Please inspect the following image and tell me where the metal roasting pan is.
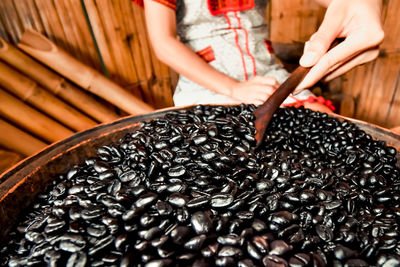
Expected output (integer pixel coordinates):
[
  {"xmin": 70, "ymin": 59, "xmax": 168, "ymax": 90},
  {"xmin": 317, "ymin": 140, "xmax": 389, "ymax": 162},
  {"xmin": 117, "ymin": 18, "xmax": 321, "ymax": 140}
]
[{"xmin": 0, "ymin": 106, "xmax": 399, "ymax": 245}]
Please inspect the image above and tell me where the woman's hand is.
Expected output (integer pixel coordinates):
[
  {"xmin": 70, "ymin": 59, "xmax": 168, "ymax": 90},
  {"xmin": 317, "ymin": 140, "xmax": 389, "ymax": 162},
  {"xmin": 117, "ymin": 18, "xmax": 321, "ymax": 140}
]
[
  {"xmin": 295, "ymin": 0, "xmax": 384, "ymax": 93},
  {"xmin": 230, "ymin": 76, "xmax": 279, "ymax": 105}
]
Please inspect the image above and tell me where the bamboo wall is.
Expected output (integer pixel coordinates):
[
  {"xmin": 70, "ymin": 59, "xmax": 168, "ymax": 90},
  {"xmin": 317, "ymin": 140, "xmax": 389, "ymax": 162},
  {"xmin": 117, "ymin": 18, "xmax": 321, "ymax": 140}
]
[
  {"xmin": 0, "ymin": 0, "xmax": 175, "ymax": 109},
  {"xmin": 0, "ymin": 0, "xmax": 399, "ymax": 164}
]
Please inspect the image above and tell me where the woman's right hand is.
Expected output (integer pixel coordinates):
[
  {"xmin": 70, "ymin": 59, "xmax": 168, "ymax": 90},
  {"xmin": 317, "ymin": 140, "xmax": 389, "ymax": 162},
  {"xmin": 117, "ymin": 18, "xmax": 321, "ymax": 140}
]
[{"xmin": 230, "ymin": 76, "xmax": 280, "ymax": 105}]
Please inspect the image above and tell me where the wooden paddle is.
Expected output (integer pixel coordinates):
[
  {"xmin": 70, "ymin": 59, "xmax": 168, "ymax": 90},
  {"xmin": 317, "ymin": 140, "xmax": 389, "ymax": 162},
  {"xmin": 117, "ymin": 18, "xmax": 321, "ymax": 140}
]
[{"xmin": 254, "ymin": 39, "xmax": 341, "ymax": 147}]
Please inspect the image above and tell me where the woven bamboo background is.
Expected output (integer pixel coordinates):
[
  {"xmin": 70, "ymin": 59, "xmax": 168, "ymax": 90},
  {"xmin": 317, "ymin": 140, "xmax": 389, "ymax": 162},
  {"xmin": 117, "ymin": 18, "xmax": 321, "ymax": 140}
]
[
  {"xmin": 0, "ymin": 0, "xmax": 399, "ymax": 164},
  {"xmin": 0, "ymin": 0, "xmax": 175, "ymax": 110}
]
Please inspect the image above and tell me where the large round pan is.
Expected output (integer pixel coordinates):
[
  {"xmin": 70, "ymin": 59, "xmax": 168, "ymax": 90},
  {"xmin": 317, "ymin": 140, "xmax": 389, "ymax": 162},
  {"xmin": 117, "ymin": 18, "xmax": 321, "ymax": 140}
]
[{"xmin": 1, "ymin": 106, "xmax": 399, "ymax": 244}]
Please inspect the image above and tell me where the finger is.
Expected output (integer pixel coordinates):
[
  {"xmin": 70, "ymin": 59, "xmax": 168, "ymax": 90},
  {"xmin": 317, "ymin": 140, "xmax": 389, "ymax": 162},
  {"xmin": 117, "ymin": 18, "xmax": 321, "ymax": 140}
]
[
  {"xmin": 296, "ymin": 36, "xmax": 363, "ymax": 91},
  {"xmin": 251, "ymin": 76, "xmax": 280, "ymax": 87},
  {"xmin": 299, "ymin": 12, "xmax": 343, "ymax": 67},
  {"xmin": 249, "ymin": 90, "xmax": 273, "ymax": 103},
  {"xmin": 294, "ymin": 46, "xmax": 379, "ymax": 94},
  {"xmin": 324, "ymin": 47, "xmax": 379, "ymax": 81}
]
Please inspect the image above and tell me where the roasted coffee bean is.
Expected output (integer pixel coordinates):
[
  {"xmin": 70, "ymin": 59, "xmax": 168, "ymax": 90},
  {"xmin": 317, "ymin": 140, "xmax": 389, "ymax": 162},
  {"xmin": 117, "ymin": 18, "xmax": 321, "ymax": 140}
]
[
  {"xmin": 184, "ymin": 234, "xmax": 207, "ymax": 250},
  {"xmin": 168, "ymin": 165, "xmax": 186, "ymax": 177},
  {"xmin": 334, "ymin": 245, "xmax": 358, "ymax": 261},
  {"xmin": 201, "ymin": 242, "xmax": 219, "ymax": 258},
  {"xmin": 238, "ymin": 258, "xmax": 256, "ymax": 267},
  {"xmin": 144, "ymin": 259, "xmax": 172, "ymax": 267},
  {"xmin": 170, "ymin": 226, "xmax": 191, "ymax": 245},
  {"xmin": 217, "ymin": 234, "xmax": 243, "ymax": 246},
  {"xmin": 247, "ymin": 241, "xmax": 263, "ymax": 260},
  {"xmin": 191, "ymin": 211, "xmax": 212, "ymax": 235},
  {"xmin": 218, "ymin": 246, "xmax": 244, "ymax": 258},
  {"xmin": 288, "ymin": 253, "xmax": 310, "ymax": 267},
  {"xmin": 269, "ymin": 240, "xmax": 292, "ymax": 256},
  {"xmin": 135, "ymin": 192, "xmax": 158, "ymax": 208},
  {"xmin": 262, "ymin": 255, "xmax": 288, "ymax": 267},
  {"xmin": 211, "ymin": 193, "xmax": 234, "ymax": 208},
  {"xmin": 168, "ymin": 193, "xmax": 188, "ymax": 207},
  {"xmin": 3, "ymin": 105, "xmax": 400, "ymax": 266},
  {"xmin": 187, "ymin": 195, "xmax": 210, "ymax": 208}
]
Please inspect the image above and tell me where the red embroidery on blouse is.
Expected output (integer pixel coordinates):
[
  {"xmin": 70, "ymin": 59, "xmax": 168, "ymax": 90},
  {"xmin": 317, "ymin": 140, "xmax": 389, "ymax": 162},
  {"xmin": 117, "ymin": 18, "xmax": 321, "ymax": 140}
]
[
  {"xmin": 264, "ymin": 39, "xmax": 274, "ymax": 54},
  {"xmin": 196, "ymin": 46, "xmax": 216, "ymax": 63},
  {"xmin": 224, "ymin": 13, "xmax": 248, "ymax": 81},
  {"xmin": 208, "ymin": 0, "xmax": 254, "ymax": 16},
  {"xmin": 132, "ymin": 0, "xmax": 176, "ymax": 10},
  {"xmin": 234, "ymin": 12, "xmax": 256, "ymax": 76}
]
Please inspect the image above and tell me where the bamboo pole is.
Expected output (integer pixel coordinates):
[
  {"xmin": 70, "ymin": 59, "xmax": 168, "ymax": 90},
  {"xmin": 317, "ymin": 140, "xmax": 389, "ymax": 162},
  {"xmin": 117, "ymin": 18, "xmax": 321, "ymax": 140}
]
[
  {"xmin": 0, "ymin": 119, "xmax": 47, "ymax": 156},
  {"xmin": 0, "ymin": 61, "xmax": 97, "ymax": 132},
  {"xmin": 0, "ymin": 149, "xmax": 23, "ymax": 174},
  {"xmin": 0, "ymin": 89, "xmax": 73, "ymax": 143},
  {"xmin": 0, "ymin": 38, "xmax": 119, "ymax": 123},
  {"xmin": 18, "ymin": 29, "xmax": 154, "ymax": 115}
]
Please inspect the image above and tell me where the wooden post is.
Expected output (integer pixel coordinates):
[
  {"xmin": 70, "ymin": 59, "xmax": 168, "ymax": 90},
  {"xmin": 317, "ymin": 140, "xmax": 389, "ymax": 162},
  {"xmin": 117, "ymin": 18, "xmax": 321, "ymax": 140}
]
[
  {"xmin": 0, "ymin": 89, "xmax": 73, "ymax": 143},
  {"xmin": 18, "ymin": 29, "xmax": 154, "ymax": 115},
  {"xmin": 0, "ymin": 61, "xmax": 97, "ymax": 132},
  {"xmin": 0, "ymin": 119, "xmax": 47, "ymax": 156},
  {"xmin": 0, "ymin": 38, "xmax": 119, "ymax": 123}
]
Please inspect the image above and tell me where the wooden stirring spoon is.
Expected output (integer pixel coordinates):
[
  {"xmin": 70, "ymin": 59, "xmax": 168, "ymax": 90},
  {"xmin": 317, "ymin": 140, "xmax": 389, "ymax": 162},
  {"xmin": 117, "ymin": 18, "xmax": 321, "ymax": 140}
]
[{"xmin": 253, "ymin": 39, "xmax": 341, "ymax": 147}]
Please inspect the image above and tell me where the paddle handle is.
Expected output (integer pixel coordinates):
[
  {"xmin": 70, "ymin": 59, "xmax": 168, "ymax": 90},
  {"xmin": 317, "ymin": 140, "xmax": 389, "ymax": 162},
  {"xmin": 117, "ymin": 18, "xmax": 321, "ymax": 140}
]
[{"xmin": 253, "ymin": 66, "xmax": 310, "ymax": 118}]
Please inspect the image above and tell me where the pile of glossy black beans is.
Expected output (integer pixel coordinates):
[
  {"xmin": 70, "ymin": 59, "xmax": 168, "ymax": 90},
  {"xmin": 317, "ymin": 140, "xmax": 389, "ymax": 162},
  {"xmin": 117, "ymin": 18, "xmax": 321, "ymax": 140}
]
[{"xmin": 1, "ymin": 105, "xmax": 400, "ymax": 267}]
